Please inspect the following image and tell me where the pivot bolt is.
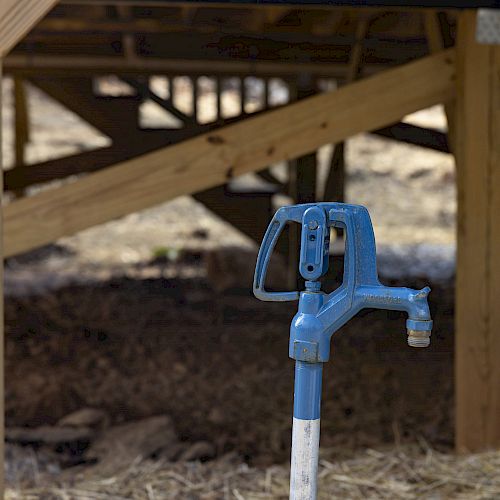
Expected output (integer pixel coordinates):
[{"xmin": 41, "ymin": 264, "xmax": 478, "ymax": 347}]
[{"xmin": 307, "ymin": 220, "xmax": 319, "ymax": 230}]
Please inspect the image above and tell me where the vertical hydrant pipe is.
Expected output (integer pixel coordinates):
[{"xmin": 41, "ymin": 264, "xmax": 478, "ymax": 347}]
[{"xmin": 290, "ymin": 361, "xmax": 323, "ymax": 500}]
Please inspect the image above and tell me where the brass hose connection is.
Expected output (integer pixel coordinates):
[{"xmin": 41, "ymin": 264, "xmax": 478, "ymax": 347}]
[{"xmin": 407, "ymin": 329, "xmax": 431, "ymax": 348}]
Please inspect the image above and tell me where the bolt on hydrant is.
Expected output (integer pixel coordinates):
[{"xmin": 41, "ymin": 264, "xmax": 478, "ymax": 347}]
[{"xmin": 253, "ymin": 203, "xmax": 432, "ymax": 500}]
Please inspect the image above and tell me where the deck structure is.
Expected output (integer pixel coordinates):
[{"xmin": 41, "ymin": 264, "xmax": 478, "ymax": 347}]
[{"xmin": 1, "ymin": 0, "xmax": 499, "ymax": 491}]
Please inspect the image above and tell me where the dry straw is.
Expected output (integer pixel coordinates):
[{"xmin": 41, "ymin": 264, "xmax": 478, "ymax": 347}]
[{"xmin": 6, "ymin": 443, "xmax": 500, "ymax": 500}]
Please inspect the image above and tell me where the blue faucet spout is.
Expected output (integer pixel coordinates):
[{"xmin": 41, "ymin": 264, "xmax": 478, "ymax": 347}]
[
  {"xmin": 355, "ymin": 284, "xmax": 433, "ymax": 347},
  {"xmin": 356, "ymin": 285, "xmax": 432, "ymax": 322}
]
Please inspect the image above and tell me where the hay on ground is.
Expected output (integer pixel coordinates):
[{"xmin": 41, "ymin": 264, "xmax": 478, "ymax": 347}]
[{"xmin": 6, "ymin": 444, "xmax": 500, "ymax": 500}]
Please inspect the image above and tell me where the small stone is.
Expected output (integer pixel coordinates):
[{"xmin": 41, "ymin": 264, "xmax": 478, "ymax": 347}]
[
  {"xmin": 57, "ymin": 408, "xmax": 109, "ymax": 429},
  {"xmin": 86, "ymin": 415, "xmax": 178, "ymax": 473}
]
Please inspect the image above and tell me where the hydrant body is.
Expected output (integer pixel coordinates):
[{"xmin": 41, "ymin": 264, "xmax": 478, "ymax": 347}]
[{"xmin": 253, "ymin": 202, "xmax": 433, "ymax": 500}]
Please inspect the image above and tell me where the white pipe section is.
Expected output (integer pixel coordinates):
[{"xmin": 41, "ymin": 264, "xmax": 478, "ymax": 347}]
[{"xmin": 290, "ymin": 417, "xmax": 320, "ymax": 500}]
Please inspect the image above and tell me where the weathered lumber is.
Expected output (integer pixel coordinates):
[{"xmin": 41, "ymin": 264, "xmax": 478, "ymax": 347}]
[
  {"xmin": 425, "ymin": 10, "xmax": 455, "ymax": 151},
  {"xmin": 455, "ymin": 12, "xmax": 500, "ymax": 453},
  {"xmin": 323, "ymin": 142, "xmax": 345, "ymax": 202},
  {"xmin": 4, "ymin": 49, "xmax": 456, "ymax": 257},
  {"xmin": 372, "ymin": 122, "xmax": 449, "ymax": 153},
  {"xmin": 4, "ymin": 108, "xmax": 269, "ymax": 191},
  {"xmin": 122, "ymin": 77, "xmax": 196, "ymax": 125},
  {"xmin": 0, "ymin": 61, "xmax": 5, "ymax": 495},
  {"xmin": 5, "ymin": 147, "xmax": 132, "ymax": 191},
  {"xmin": 29, "ymin": 77, "xmax": 141, "ymax": 141},
  {"xmin": 287, "ymin": 80, "xmax": 319, "ymax": 287},
  {"xmin": 5, "ymin": 53, "xmax": 381, "ymax": 79},
  {"xmin": 0, "ymin": 0, "xmax": 59, "ymax": 57},
  {"xmin": 194, "ymin": 186, "xmax": 275, "ymax": 244},
  {"xmin": 14, "ymin": 77, "xmax": 29, "ymax": 169},
  {"xmin": 324, "ymin": 15, "xmax": 371, "ymax": 202}
]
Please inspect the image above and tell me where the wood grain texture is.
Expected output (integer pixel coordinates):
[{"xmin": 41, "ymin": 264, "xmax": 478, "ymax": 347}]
[
  {"xmin": 455, "ymin": 11, "xmax": 500, "ymax": 452},
  {"xmin": 425, "ymin": 10, "xmax": 455, "ymax": 151},
  {"xmin": 4, "ymin": 49, "xmax": 456, "ymax": 257},
  {"xmin": 0, "ymin": 61, "xmax": 5, "ymax": 495},
  {"xmin": 0, "ymin": 0, "xmax": 59, "ymax": 57},
  {"xmin": 324, "ymin": 14, "xmax": 370, "ymax": 202}
]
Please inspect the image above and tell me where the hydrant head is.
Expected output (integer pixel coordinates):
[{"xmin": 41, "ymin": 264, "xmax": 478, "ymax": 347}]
[{"xmin": 253, "ymin": 202, "xmax": 433, "ymax": 360}]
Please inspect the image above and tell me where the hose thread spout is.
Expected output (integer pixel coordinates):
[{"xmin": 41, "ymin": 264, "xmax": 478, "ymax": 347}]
[{"xmin": 407, "ymin": 329, "xmax": 431, "ymax": 348}]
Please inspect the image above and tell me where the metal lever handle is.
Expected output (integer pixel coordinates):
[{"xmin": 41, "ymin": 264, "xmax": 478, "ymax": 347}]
[
  {"xmin": 253, "ymin": 207, "xmax": 300, "ymax": 302},
  {"xmin": 253, "ymin": 204, "xmax": 332, "ymax": 301}
]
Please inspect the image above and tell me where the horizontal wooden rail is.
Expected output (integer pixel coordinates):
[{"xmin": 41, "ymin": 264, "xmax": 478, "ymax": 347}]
[
  {"xmin": 4, "ymin": 53, "xmax": 380, "ymax": 78},
  {"xmin": 4, "ymin": 49, "xmax": 456, "ymax": 257}
]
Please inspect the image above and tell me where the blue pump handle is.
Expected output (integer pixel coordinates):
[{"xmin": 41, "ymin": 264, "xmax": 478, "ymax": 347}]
[
  {"xmin": 254, "ymin": 202, "xmax": 371, "ymax": 301},
  {"xmin": 253, "ymin": 205, "xmax": 304, "ymax": 301},
  {"xmin": 254, "ymin": 202, "xmax": 388, "ymax": 300}
]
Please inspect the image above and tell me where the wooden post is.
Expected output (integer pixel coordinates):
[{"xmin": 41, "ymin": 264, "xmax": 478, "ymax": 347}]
[
  {"xmin": 324, "ymin": 15, "xmax": 370, "ymax": 202},
  {"xmin": 264, "ymin": 78, "xmax": 270, "ymax": 109},
  {"xmin": 323, "ymin": 141, "xmax": 345, "ymax": 202},
  {"xmin": 0, "ymin": 61, "xmax": 5, "ymax": 495},
  {"xmin": 14, "ymin": 77, "xmax": 28, "ymax": 168},
  {"xmin": 216, "ymin": 76, "xmax": 222, "ymax": 121},
  {"xmin": 240, "ymin": 77, "xmax": 246, "ymax": 115},
  {"xmin": 192, "ymin": 77, "xmax": 198, "ymax": 122},
  {"xmin": 455, "ymin": 11, "xmax": 500, "ymax": 452},
  {"xmin": 424, "ymin": 10, "xmax": 455, "ymax": 152},
  {"xmin": 13, "ymin": 77, "xmax": 29, "ymax": 197},
  {"xmin": 289, "ymin": 76, "xmax": 318, "ymax": 204},
  {"xmin": 287, "ymin": 77, "xmax": 318, "ymax": 288}
]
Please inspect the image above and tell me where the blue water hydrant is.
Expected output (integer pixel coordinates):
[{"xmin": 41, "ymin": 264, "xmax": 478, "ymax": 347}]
[{"xmin": 253, "ymin": 203, "xmax": 432, "ymax": 500}]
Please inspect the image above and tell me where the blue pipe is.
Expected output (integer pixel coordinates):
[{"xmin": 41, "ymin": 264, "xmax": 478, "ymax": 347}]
[{"xmin": 293, "ymin": 361, "xmax": 323, "ymax": 420}]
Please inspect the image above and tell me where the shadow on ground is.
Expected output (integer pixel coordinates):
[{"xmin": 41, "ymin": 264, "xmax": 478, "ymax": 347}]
[{"xmin": 5, "ymin": 270, "xmax": 454, "ymax": 466}]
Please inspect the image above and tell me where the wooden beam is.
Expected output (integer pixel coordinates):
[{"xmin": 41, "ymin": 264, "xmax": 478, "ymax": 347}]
[
  {"xmin": 122, "ymin": 77, "xmax": 195, "ymax": 125},
  {"xmin": 5, "ymin": 147, "xmax": 131, "ymax": 191},
  {"xmin": 324, "ymin": 14, "xmax": 371, "ymax": 202},
  {"xmin": 32, "ymin": 14, "xmax": 418, "ymax": 36},
  {"xmin": 4, "ymin": 105, "xmax": 275, "ymax": 192},
  {"xmin": 346, "ymin": 15, "xmax": 371, "ymax": 81},
  {"xmin": 0, "ymin": 0, "xmax": 59, "ymax": 57},
  {"xmin": 0, "ymin": 60, "xmax": 5, "ymax": 494},
  {"xmin": 371, "ymin": 122, "xmax": 449, "ymax": 153},
  {"xmin": 194, "ymin": 186, "xmax": 274, "ymax": 245},
  {"xmin": 263, "ymin": 7, "xmax": 287, "ymax": 25},
  {"xmin": 455, "ymin": 11, "xmax": 500, "ymax": 453},
  {"xmin": 4, "ymin": 49, "xmax": 456, "ymax": 257},
  {"xmin": 29, "ymin": 76, "xmax": 141, "ymax": 141},
  {"xmin": 287, "ymin": 79, "xmax": 319, "ymax": 288},
  {"xmin": 323, "ymin": 141, "xmax": 345, "ymax": 202},
  {"xmin": 5, "ymin": 53, "xmax": 382, "ymax": 79},
  {"xmin": 14, "ymin": 77, "xmax": 29, "ymax": 168},
  {"xmin": 424, "ymin": 10, "xmax": 446, "ymax": 52},
  {"xmin": 425, "ymin": 10, "xmax": 455, "ymax": 151},
  {"xmin": 215, "ymin": 77, "xmax": 222, "ymax": 120}
]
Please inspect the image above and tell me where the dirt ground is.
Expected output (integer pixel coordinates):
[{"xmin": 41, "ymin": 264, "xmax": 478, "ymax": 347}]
[
  {"xmin": 5, "ymin": 263, "xmax": 454, "ymax": 458},
  {"xmin": 2, "ymin": 77, "xmax": 462, "ymax": 496}
]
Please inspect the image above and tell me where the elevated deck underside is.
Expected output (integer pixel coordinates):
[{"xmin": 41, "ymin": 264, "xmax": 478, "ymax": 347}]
[
  {"xmin": 6, "ymin": 3, "xmax": 456, "ymax": 77},
  {"xmin": 0, "ymin": 0, "xmax": 499, "ymax": 458},
  {"xmin": 3, "ymin": 3, "xmax": 457, "ymax": 257}
]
